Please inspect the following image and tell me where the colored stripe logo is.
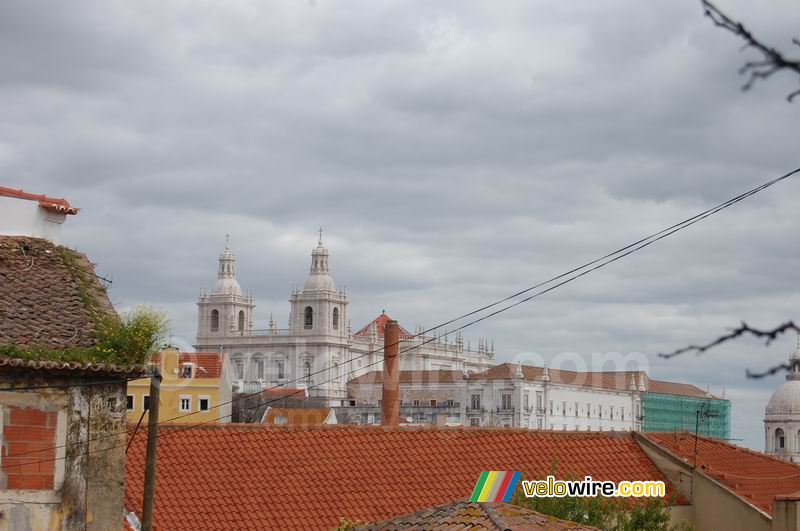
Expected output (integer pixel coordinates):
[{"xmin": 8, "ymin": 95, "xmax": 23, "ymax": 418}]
[{"xmin": 469, "ymin": 471, "xmax": 521, "ymax": 502}]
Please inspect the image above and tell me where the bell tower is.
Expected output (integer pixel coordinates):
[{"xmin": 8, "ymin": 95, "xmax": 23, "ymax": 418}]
[
  {"xmin": 196, "ymin": 236, "xmax": 255, "ymax": 343},
  {"xmin": 290, "ymin": 230, "xmax": 348, "ymax": 337}
]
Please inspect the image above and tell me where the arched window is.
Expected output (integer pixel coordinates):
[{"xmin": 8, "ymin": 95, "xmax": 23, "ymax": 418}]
[
  {"xmin": 304, "ymin": 306, "xmax": 313, "ymax": 329},
  {"xmin": 210, "ymin": 309, "xmax": 219, "ymax": 332},
  {"xmin": 332, "ymin": 308, "xmax": 339, "ymax": 330},
  {"xmin": 238, "ymin": 310, "xmax": 245, "ymax": 332},
  {"xmin": 776, "ymin": 428, "xmax": 786, "ymax": 451},
  {"xmin": 254, "ymin": 355, "xmax": 265, "ymax": 380}
]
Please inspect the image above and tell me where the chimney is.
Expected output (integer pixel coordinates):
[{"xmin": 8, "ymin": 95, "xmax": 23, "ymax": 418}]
[{"xmin": 381, "ymin": 319, "xmax": 400, "ymax": 427}]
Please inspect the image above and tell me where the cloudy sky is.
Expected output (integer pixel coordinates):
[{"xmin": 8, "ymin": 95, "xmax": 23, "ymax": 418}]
[{"xmin": 2, "ymin": 0, "xmax": 799, "ymax": 449}]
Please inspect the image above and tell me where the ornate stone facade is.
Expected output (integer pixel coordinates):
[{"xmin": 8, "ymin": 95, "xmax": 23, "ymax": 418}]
[{"xmin": 195, "ymin": 235, "xmax": 495, "ymax": 405}]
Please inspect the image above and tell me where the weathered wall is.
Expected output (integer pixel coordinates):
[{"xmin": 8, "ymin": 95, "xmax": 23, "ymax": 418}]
[{"xmin": 0, "ymin": 369, "xmax": 128, "ymax": 530}]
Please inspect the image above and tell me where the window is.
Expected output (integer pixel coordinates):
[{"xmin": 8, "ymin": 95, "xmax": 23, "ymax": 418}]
[
  {"xmin": 446, "ymin": 399, "xmax": 454, "ymax": 407},
  {"xmin": 536, "ymin": 392, "xmax": 543, "ymax": 411},
  {"xmin": 234, "ymin": 357, "xmax": 244, "ymax": 380},
  {"xmin": 198, "ymin": 396, "xmax": 210, "ymax": 412},
  {"xmin": 238, "ymin": 310, "xmax": 245, "ymax": 332},
  {"xmin": 179, "ymin": 395, "xmax": 191, "ymax": 413},
  {"xmin": 524, "ymin": 393, "xmax": 530, "ymax": 410},
  {"xmin": 430, "ymin": 400, "xmax": 437, "ymax": 407},
  {"xmin": 562, "ymin": 401, "xmax": 566, "ymax": 416},
  {"xmin": 470, "ymin": 418, "xmax": 481, "ymax": 427},
  {"xmin": 610, "ymin": 406, "xmax": 614, "ymax": 419},
  {"xmin": 413, "ymin": 400, "xmax": 420, "ymax": 406},
  {"xmin": 587, "ymin": 403, "xmax": 591, "ymax": 418},
  {"xmin": 471, "ymin": 394, "xmax": 481, "ymax": 410},
  {"xmin": 636, "ymin": 403, "xmax": 641, "ymax": 418},
  {"xmin": 776, "ymin": 428, "xmax": 786, "ymax": 451},
  {"xmin": 621, "ymin": 407, "xmax": 625, "ymax": 420},
  {"xmin": 256, "ymin": 358, "xmax": 265, "ymax": 380},
  {"xmin": 599, "ymin": 407, "xmax": 603, "ymax": 419},
  {"xmin": 304, "ymin": 306, "xmax": 313, "ymax": 329},
  {"xmin": 180, "ymin": 364, "xmax": 192, "ymax": 378},
  {"xmin": 126, "ymin": 395, "xmax": 134, "ymax": 411},
  {"xmin": 536, "ymin": 419, "xmax": 543, "ymax": 429},
  {"xmin": 276, "ymin": 359, "xmax": 285, "ymax": 380},
  {"xmin": 210, "ymin": 309, "xmax": 219, "ymax": 332},
  {"xmin": 333, "ymin": 308, "xmax": 339, "ymax": 330},
  {"xmin": 501, "ymin": 394, "xmax": 512, "ymax": 410},
  {"xmin": 143, "ymin": 395, "xmax": 150, "ymax": 411},
  {"xmin": 575, "ymin": 402, "xmax": 579, "ymax": 417},
  {"xmin": 275, "ymin": 414, "xmax": 287, "ymax": 426}
]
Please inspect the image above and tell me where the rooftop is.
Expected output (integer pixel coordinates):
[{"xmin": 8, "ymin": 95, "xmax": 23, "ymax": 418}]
[
  {"xmin": 361, "ymin": 500, "xmax": 600, "ymax": 530},
  {"xmin": 644, "ymin": 432, "xmax": 800, "ymax": 515},
  {"xmin": 354, "ymin": 312, "xmax": 412, "ymax": 338},
  {"xmin": 150, "ymin": 351, "xmax": 223, "ymax": 379},
  {"xmin": 0, "ymin": 236, "xmax": 146, "ymax": 373},
  {"xmin": 261, "ymin": 407, "xmax": 336, "ymax": 426},
  {"xmin": 0, "ymin": 186, "xmax": 79, "ymax": 215},
  {"xmin": 124, "ymin": 425, "xmax": 679, "ymax": 530}
]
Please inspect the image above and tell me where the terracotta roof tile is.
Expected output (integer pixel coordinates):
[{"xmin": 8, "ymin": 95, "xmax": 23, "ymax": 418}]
[
  {"xmin": 645, "ymin": 432, "xmax": 800, "ymax": 515},
  {"xmin": 0, "ymin": 236, "xmax": 145, "ymax": 375},
  {"xmin": 362, "ymin": 501, "xmax": 600, "ymax": 530},
  {"xmin": 151, "ymin": 351, "xmax": 223, "ymax": 378},
  {"xmin": 0, "ymin": 186, "xmax": 79, "ymax": 214},
  {"xmin": 125, "ymin": 426, "xmax": 681, "ymax": 530},
  {"xmin": 355, "ymin": 313, "xmax": 412, "ymax": 337}
]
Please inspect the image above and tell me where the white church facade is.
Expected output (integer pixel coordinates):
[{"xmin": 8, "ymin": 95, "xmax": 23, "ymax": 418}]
[
  {"xmin": 195, "ymin": 235, "xmax": 496, "ymax": 405},
  {"xmin": 764, "ymin": 341, "xmax": 800, "ymax": 462}
]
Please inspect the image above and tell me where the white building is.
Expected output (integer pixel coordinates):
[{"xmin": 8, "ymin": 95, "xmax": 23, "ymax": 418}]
[
  {"xmin": 764, "ymin": 342, "xmax": 800, "ymax": 462},
  {"xmin": 347, "ymin": 363, "xmax": 675, "ymax": 432},
  {"xmin": 195, "ymin": 235, "xmax": 495, "ymax": 405}
]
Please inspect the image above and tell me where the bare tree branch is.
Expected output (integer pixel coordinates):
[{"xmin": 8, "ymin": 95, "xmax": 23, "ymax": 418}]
[
  {"xmin": 702, "ymin": 0, "xmax": 800, "ymax": 101},
  {"xmin": 659, "ymin": 321, "xmax": 800, "ymax": 379}
]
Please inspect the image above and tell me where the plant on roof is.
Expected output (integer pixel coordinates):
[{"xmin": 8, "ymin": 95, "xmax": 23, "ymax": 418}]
[{"xmin": 0, "ymin": 306, "xmax": 168, "ymax": 366}]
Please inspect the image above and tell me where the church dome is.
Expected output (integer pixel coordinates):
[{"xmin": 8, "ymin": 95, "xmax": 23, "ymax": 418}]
[
  {"xmin": 303, "ymin": 273, "xmax": 335, "ymax": 292},
  {"xmin": 212, "ymin": 277, "xmax": 242, "ymax": 296},
  {"xmin": 766, "ymin": 380, "xmax": 800, "ymax": 416}
]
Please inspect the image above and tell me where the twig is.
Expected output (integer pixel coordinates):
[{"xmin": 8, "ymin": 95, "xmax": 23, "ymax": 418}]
[
  {"xmin": 660, "ymin": 321, "xmax": 800, "ymax": 378},
  {"xmin": 702, "ymin": 0, "xmax": 800, "ymax": 101}
]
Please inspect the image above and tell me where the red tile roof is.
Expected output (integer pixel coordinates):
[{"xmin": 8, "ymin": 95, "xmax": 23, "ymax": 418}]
[
  {"xmin": 471, "ymin": 363, "xmax": 714, "ymax": 399},
  {"xmin": 0, "ymin": 186, "xmax": 79, "ymax": 214},
  {"xmin": 125, "ymin": 426, "xmax": 680, "ymax": 530},
  {"xmin": 363, "ymin": 501, "xmax": 600, "ymax": 530},
  {"xmin": 0, "ymin": 236, "xmax": 145, "ymax": 376},
  {"xmin": 150, "ymin": 351, "xmax": 223, "ymax": 378},
  {"xmin": 354, "ymin": 313, "xmax": 412, "ymax": 337},
  {"xmin": 261, "ymin": 407, "xmax": 335, "ymax": 427},
  {"xmin": 644, "ymin": 432, "xmax": 800, "ymax": 515}
]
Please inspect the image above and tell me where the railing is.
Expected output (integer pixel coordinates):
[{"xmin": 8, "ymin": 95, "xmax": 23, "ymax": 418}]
[
  {"xmin": 240, "ymin": 328, "xmax": 291, "ymax": 336},
  {"xmin": 496, "ymin": 407, "xmax": 515, "ymax": 415},
  {"xmin": 466, "ymin": 407, "xmax": 485, "ymax": 415},
  {"xmin": 536, "ymin": 408, "xmax": 546, "ymax": 415}
]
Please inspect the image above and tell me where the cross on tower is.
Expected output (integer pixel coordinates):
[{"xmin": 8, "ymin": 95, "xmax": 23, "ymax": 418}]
[{"xmin": 225, "ymin": 233, "xmax": 230, "ymax": 247}]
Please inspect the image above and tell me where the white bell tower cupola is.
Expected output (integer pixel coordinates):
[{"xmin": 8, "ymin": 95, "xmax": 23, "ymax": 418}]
[
  {"xmin": 290, "ymin": 229, "xmax": 348, "ymax": 337},
  {"xmin": 196, "ymin": 236, "xmax": 255, "ymax": 343}
]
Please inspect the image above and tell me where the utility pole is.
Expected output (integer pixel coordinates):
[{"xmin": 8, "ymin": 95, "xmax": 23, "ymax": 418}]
[{"xmin": 141, "ymin": 366, "xmax": 161, "ymax": 531}]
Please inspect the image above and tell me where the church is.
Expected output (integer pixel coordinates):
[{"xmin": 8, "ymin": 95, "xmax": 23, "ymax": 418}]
[{"xmin": 194, "ymin": 234, "xmax": 496, "ymax": 405}]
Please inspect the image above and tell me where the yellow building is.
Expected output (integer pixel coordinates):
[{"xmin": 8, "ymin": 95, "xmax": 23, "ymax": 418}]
[{"xmin": 127, "ymin": 348, "xmax": 232, "ymax": 424}]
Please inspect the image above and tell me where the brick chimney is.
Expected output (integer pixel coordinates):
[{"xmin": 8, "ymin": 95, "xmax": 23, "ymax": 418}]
[{"xmin": 381, "ymin": 319, "xmax": 400, "ymax": 427}]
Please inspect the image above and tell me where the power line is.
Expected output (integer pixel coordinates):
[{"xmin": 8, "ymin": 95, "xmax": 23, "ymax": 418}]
[{"xmin": 4, "ymin": 166, "xmax": 798, "ymax": 466}]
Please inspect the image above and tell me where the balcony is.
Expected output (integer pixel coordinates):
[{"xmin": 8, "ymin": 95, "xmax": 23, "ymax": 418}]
[
  {"xmin": 466, "ymin": 407, "xmax": 485, "ymax": 415},
  {"xmin": 536, "ymin": 408, "xmax": 546, "ymax": 415},
  {"xmin": 239, "ymin": 328, "xmax": 290, "ymax": 336},
  {"xmin": 496, "ymin": 407, "xmax": 515, "ymax": 416}
]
